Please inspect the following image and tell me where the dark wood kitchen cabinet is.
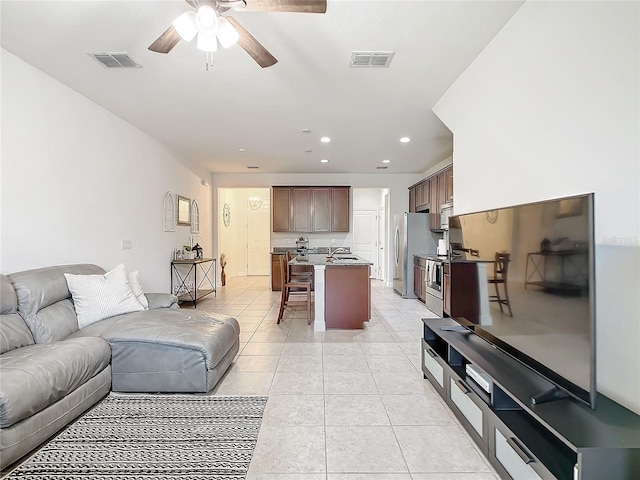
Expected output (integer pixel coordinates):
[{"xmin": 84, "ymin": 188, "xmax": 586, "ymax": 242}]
[
  {"xmin": 407, "ymin": 164, "xmax": 453, "ymax": 217},
  {"xmin": 272, "ymin": 188, "xmax": 291, "ymax": 232},
  {"xmin": 272, "ymin": 186, "xmax": 350, "ymax": 233},
  {"xmin": 331, "ymin": 187, "xmax": 350, "ymax": 232},
  {"xmin": 409, "ymin": 180, "xmax": 430, "ymax": 213},
  {"xmin": 312, "ymin": 188, "xmax": 331, "ymax": 232},
  {"xmin": 292, "ymin": 188, "xmax": 312, "ymax": 232}
]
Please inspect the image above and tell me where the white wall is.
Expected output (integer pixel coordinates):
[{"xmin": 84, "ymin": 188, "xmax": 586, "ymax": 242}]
[
  {"xmin": 1, "ymin": 50, "xmax": 212, "ymax": 292},
  {"xmin": 434, "ymin": 1, "xmax": 640, "ymax": 413},
  {"xmin": 210, "ymin": 173, "xmax": 421, "ymax": 287}
]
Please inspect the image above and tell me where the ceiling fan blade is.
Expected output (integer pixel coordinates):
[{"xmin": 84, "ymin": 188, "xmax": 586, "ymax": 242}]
[
  {"xmin": 148, "ymin": 25, "xmax": 182, "ymax": 53},
  {"xmin": 226, "ymin": 16, "xmax": 278, "ymax": 68},
  {"xmin": 184, "ymin": 0, "xmax": 199, "ymax": 8},
  {"xmin": 238, "ymin": 0, "xmax": 326, "ymax": 13}
]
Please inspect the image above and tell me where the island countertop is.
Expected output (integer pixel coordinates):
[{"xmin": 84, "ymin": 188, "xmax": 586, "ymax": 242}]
[{"xmin": 288, "ymin": 253, "xmax": 373, "ymax": 266}]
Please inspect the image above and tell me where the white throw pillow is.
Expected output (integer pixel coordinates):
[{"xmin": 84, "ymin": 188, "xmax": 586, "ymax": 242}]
[
  {"xmin": 127, "ymin": 270, "xmax": 149, "ymax": 309},
  {"xmin": 65, "ymin": 263, "xmax": 144, "ymax": 329}
]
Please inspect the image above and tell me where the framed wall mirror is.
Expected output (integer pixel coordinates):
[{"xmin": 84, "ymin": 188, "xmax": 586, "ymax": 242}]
[{"xmin": 177, "ymin": 195, "xmax": 191, "ymax": 226}]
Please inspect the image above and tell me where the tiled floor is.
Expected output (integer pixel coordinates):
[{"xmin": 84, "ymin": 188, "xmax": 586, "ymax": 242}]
[{"xmin": 193, "ymin": 275, "xmax": 499, "ymax": 480}]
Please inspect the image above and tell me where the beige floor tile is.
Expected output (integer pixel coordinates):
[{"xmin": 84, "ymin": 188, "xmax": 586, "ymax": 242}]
[
  {"xmin": 366, "ymin": 355, "xmax": 416, "ymax": 372},
  {"xmin": 381, "ymin": 394, "xmax": 455, "ymax": 426},
  {"xmin": 229, "ymin": 355, "xmax": 280, "ymax": 373},
  {"xmin": 276, "ymin": 355, "xmax": 323, "ymax": 373},
  {"xmin": 213, "ymin": 372, "xmax": 273, "ymax": 395},
  {"xmin": 323, "ymin": 354, "xmax": 370, "ymax": 373},
  {"xmin": 324, "ymin": 372, "xmax": 378, "ymax": 395},
  {"xmin": 250, "ymin": 331, "xmax": 289, "ymax": 343},
  {"xmin": 324, "ymin": 394, "xmax": 390, "ymax": 426},
  {"xmin": 393, "ymin": 426, "xmax": 492, "ymax": 473},
  {"xmin": 248, "ymin": 426, "xmax": 326, "ymax": 474},
  {"xmin": 282, "ymin": 342, "xmax": 323, "ymax": 356},
  {"xmin": 262, "ymin": 394, "xmax": 325, "ymax": 426},
  {"xmin": 326, "ymin": 426, "xmax": 408, "ymax": 473},
  {"xmin": 322, "ymin": 342, "xmax": 364, "ymax": 356},
  {"xmin": 242, "ymin": 342, "xmax": 285, "ymax": 356},
  {"xmin": 247, "ymin": 475, "xmax": 326, "ymax": 480},
  {"xmin": 410, "ymin": 474, "xmax": 499, "ymax": 480},
  {"xmin": 328, "ymin": 475, "xmax": 412, "ymax": 480},
  {"xmin": 270, "ymin": 372, "xmax": 324, "ymax": 394},
  {"xmin": 372, "ymin": 371, "xmax": 433, "ymax": 395}
]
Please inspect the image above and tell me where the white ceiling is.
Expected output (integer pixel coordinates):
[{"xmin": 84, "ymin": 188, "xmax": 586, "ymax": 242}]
[{"xmin": 1, "ymin": 0, "xmax": 523, "ymax": 175}]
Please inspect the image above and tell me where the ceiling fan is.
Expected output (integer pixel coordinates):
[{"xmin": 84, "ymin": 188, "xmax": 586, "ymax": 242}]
[{"xmin": 148, "ymin": 0, "xmax": 327, "ymax": 68}]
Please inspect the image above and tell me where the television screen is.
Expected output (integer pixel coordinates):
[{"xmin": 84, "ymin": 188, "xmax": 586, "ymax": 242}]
[{"xmin": 448, "ymin": 193, "xmax": 595, "ymax": 407}]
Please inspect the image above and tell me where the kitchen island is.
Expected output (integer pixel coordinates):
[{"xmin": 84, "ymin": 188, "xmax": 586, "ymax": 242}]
[{"xmin": 289, "ymin": 253, "xmax": 373, "ymax": 330}]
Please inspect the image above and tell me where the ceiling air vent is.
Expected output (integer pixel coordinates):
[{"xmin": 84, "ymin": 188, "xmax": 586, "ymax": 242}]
[
  {"xmin": 350, "ymin": 51, "xmax": 394, "ymax": 68},
  {"xmin": 89, "ymin": 52, "xmax": 141, "ymax": 68}
]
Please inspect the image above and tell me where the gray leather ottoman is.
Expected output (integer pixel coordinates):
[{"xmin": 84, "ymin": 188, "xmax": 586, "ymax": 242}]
[{"xmin": 72, "ymin": 309, "xmax": 240, "ymax": 393}]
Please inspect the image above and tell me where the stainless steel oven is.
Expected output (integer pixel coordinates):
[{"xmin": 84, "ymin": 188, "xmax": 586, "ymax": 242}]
[{"xmin": 425, "ymin": 257, "xmax": 444, "ymax": 316}]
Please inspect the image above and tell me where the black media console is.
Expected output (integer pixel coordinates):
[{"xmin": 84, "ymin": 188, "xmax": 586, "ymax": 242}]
[{"xmin": 421, "ymin": 318, "xmax": 640, "ymax": 480}]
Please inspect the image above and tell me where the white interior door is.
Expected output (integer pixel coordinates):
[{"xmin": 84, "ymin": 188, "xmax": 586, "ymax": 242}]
[
  {"xmin": 247, "ymin": 201, "xmax": 270, "ymax": 275},
  {"xmin": 353, "ymin": 210, "xmax": 378, "ymax": 278}
]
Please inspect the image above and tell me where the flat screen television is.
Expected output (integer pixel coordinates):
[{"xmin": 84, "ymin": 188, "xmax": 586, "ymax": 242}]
[{"xmin": 448, "ymin": 193, "xmax": 596, "ymax": 408}]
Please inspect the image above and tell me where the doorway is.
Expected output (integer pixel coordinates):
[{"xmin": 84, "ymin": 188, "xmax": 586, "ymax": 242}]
[
  {"xmin": 352, "ymin": 188, "xmax": 389, "ymax": 281},
  {"xmin": 218, "ymin": 188, "xmax": 270, "ymax": 278}
]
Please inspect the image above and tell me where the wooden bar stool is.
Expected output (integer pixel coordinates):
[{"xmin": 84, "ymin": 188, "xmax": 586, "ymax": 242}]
[
  {"xmin": 278, "ymin": 255, "xmax": 312, "ymax": 325},
  {"xmin": 488, "ymin": 252, "xmax": 513, "ymax": 317}
]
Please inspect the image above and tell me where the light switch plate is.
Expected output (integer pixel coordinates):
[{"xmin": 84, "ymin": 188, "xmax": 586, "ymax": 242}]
[{"xmin": 121, "ymin": 240, "xmax": 132, "ymax": 250}]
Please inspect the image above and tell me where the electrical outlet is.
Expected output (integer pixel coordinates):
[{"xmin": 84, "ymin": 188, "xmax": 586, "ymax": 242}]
[{"xmin": 121, "ymin": 240, "xmax": 132, "ymax": 250}]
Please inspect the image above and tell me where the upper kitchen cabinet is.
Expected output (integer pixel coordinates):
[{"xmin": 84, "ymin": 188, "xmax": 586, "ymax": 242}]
[
  {"xmin": 292, "ymin": 188, "xmax": 312, "ymax": 232},
  {"xmin": 272, "ymin": 186, "xmax": 350, "ymax": 233},
  {"xmin": 330, "ymin": 187, "xmax": 350, "ymax": 232},
  {"xmin": 444, "ymin": 165, "xmax": 453, "ymax": 203},
  {"xmin": 272, "ymin": 187, "xmax": 291, "ymax": 232},
  {"xmin": 312, "ymin": 188, "xmax": 331, "ymax": 232},
  {"xmin": 408, "ymin": 180, "xmax": 430, "ymax": 213}
]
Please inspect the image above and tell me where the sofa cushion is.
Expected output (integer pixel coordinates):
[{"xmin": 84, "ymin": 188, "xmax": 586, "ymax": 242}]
[
  {"xmin": 0, "ymin": 275, "xmax": 34, "ymax": 354},
  {"xmin": 0, "ymin": 336, "xmax": 111, "ymax": 428},
  {"xmin": 9, "ymin": 264, "xmax": 105, "ymax": 343},
  {"xmin": 72, "ymin": 309, "xmax": 240, "ymax": 370},
  {"xmin": 127, "ymin": 271, "xmax": 149, "ymax": 309},
  {"xmin": 64, "ymin": 264, "xmax": 144, "ymax": 329}
]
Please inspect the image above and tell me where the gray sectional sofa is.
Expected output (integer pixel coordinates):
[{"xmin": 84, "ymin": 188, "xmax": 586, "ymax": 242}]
[{"xmin": 0, "ymin": 264, "xmax": 240, "ymax": 468}]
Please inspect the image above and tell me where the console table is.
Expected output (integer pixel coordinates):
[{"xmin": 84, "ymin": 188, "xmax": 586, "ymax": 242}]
[
  {"xmin": 170, "ymin": 257, "xmax": 216, "ymax": 308},
  {"xmin": 524, "ymin": 250, "xmax": 588, "ymax": 295},
  {"xmin": 421, "ymin": 317, "xmax": 640, "ymax": 480}
]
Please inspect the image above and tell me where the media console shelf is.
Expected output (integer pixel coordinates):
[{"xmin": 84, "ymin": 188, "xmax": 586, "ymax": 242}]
[{"xmin": 421, "ymin": 318, "xmax": 640, "ymax": 480}]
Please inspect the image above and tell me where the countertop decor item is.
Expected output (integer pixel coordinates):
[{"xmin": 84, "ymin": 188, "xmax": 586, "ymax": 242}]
[{"xmin": 220, "ymin": 253, "xmax": 227, "ymax": 286}]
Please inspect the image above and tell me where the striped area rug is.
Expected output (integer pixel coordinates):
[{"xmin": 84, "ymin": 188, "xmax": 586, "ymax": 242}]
[{"xmin": 6, "ymin": 393, "xmax": 267, "ymax": 479}]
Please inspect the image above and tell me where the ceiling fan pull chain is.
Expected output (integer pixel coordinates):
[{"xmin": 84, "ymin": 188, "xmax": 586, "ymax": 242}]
[{"xmin": 205, "ymin": 51, "xmax": 214, "ymax": 70}]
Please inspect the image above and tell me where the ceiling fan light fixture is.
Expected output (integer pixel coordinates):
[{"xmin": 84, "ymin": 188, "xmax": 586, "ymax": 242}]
[
  {"xmin": 196, "ymin": 5, "xmax": 218, "ymax": 36},
  {"xmin": 172, "ymin": 11, "xmax": 197, "ymax": 41},
  {"xmin": 216, "ymin": 16, "xmax": 240, "ymax": 48},
  {"xmin": 197, "ymin": 32, "xmax": 218, "ymax": 52}
]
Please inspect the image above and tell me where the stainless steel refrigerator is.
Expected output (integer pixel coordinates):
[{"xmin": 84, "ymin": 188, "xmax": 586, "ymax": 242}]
[{"xmin": 393, "ymin": 212, "xmax": 437, "ymax": 298}]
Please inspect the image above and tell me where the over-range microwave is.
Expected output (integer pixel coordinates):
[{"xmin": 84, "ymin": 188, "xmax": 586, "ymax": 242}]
[{"xmin": 440, "ymin": 202, "xmax": 453, "ymax": 230}]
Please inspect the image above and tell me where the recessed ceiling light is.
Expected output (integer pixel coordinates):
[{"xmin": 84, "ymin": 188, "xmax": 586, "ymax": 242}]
[
  {"xmin": 400, "ymin": 136, "xmax": 411, "ymax": 143},
  {"xmin": 238, "ymin": 148, "xmax": 247, "ymax": 152},
  {"xmin": 382, "ymin": 159, "xmax": 391, "ymax": 164},
  {"xmin": 320, "ymin": 159, "xmax": 329, "ymax": 163},
  {"xmin": 301, "ymin": 128, "xmax": 311, "ymax": 133},
  {"xmin": 320, "ymin": 136, "xmax": 331, "ymax": 143}
]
